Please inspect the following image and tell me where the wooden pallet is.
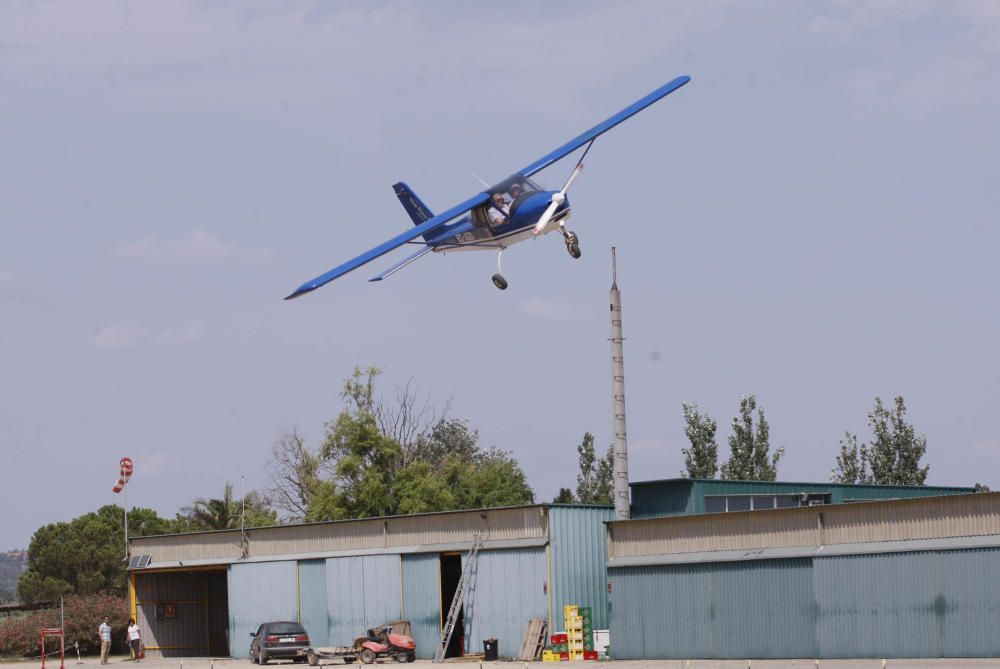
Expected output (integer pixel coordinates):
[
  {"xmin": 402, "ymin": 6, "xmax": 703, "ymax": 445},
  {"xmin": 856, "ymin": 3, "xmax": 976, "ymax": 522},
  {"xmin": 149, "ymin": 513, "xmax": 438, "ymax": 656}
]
[{"xmin": 518, "ymin": 618, "xmax": 548, "ymax": 661}]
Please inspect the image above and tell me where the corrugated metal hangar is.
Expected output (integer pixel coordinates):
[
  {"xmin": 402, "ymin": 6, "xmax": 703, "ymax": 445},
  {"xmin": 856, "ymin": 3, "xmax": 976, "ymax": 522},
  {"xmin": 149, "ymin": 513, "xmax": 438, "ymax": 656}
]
[
  {"xmin": 127, "ymin": 479, "xmax": 1000, "ymax": 661},
  {"xmin": 127, "ymin": 504, "xmax": 611, "ymax": 659},
  {"xmin": 608, "ymin": 490, "xmax": 1000, "ymax": 659}
]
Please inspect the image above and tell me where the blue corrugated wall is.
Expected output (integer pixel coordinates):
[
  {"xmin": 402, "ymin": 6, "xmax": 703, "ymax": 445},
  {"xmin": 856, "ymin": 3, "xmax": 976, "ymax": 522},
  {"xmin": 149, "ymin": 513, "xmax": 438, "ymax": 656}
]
[
  {"xmin": 464, "ymin": 547, "xmax": 547, "ymax": 659},
  {"xmin": 548, "ymin": 506, "xmax": 614, "ymax": 632},
  {"xmin": 228, "ymin": 562, "xmax": 298, "ymax": 658},
  {"xmin": 299, "ymin": 560, "xmax": 329, "ymax": 647},
  {"xmin": 402, "ymin": 553, "xmax": 441, "ymax": 659},
  {"xmin": 609, "ymin": 559, "xmax": 813, "ymax": 659},
  {"xmin": 325, "ymin": 555, "xmax": 402, "ymax": 647},
  {"xmin": 609, "ymin": 547, "xmax": 1000, "ymax": 659}
]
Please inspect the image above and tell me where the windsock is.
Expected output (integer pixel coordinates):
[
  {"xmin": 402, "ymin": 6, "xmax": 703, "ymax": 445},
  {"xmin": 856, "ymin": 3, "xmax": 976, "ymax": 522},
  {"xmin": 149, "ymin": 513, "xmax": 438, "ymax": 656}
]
[{"xmin": 112, "ymin": 457, "xmax": 133, "ymax": 493}]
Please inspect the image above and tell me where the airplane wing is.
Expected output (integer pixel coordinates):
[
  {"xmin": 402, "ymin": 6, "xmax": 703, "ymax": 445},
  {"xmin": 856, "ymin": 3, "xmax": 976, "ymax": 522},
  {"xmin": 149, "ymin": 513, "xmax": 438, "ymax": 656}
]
[
  {"xmin": 284, "ymin": 192, "xmax": 489, "ymax": 299},
  {"xmin": 519, "ymin": 75, "xmax": 690, "ymax": 178},
  {"xmin": 368, "ymin": 245, "xmax": 435, "ymax": 282}
]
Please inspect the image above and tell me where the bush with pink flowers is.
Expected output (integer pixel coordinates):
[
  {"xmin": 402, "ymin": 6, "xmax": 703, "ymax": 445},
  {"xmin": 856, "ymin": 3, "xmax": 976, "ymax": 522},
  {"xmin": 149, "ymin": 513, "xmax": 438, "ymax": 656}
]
[{"xmin": 0, "ymin": 594, "xmax": 129, "ymax": 658}]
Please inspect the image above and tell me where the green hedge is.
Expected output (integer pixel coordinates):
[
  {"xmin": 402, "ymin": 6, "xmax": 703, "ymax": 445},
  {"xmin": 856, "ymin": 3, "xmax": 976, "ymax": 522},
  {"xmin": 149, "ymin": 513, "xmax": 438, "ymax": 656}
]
[{"xmin": 0, "ymin": 594, "xmax": 129, "ymax": 658}]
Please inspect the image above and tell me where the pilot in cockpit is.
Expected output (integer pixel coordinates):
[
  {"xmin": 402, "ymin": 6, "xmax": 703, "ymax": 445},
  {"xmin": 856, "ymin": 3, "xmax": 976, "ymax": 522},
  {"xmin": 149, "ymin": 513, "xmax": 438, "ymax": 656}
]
[
  {"xmin": 508, "ymin": 183, "xmax": 524, "ymax": 201},
  {"xmin": 487, "ymin": 193, "xmax": 509, "ymax": 227}
]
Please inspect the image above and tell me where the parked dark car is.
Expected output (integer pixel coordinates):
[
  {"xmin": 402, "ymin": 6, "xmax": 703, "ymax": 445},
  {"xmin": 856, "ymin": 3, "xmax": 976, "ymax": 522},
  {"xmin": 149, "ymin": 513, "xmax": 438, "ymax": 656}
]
[{"xmin": 250, "ymin": 621, "xmax": 311, "ymax": 664}]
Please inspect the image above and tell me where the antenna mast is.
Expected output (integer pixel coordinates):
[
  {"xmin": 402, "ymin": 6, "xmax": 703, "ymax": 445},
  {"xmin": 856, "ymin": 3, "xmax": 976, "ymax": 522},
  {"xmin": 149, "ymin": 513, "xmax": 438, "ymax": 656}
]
[{"xmin": 609, "ymin": 248, "xmax": 630, "ymax": 520}]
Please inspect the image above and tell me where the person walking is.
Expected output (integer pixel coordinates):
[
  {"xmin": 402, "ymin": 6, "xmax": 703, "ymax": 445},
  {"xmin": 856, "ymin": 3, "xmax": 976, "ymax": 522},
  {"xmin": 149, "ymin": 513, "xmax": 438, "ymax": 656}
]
[
  {"xmin": 127, "ymin": 619, "xmax": 141, "ymax": 661},
  {"xmin": 98, "ymin": 616, "xmax": 112, "ymax": 665}
]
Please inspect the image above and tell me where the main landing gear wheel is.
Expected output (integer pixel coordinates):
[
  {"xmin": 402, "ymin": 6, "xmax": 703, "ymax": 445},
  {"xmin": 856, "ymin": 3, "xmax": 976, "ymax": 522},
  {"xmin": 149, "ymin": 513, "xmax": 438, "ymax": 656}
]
[
  {"xmin": 492, "ymin": 248, "xmax": 508, "ymax": 290},
  {"xmin": 565, "ymin": 231, "xmax": 581, "ymax": 259}
]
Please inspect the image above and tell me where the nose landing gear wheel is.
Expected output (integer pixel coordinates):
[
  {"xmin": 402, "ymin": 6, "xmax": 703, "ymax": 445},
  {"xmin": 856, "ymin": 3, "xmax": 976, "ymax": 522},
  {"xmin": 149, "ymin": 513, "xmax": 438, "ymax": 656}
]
[
  {"xmin": 492, "ymin": 273, "xmax": 508, "ymax": 290},
  {"xmin": 565, "ymin": 231, "xmax": 581, "ymax": 259}
]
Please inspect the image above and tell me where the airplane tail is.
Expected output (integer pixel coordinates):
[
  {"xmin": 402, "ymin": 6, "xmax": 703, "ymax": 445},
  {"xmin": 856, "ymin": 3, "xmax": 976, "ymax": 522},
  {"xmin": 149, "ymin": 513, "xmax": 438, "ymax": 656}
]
[{"xmin": 393, "ymin": 182, "xmax": 437, "ymax": 242}]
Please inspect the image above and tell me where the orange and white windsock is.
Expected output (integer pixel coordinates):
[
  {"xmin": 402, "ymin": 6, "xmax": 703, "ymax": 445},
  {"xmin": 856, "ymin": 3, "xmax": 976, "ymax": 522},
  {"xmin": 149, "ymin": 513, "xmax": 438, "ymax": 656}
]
[{"xmin": 112, "ymin": 457, "xmax": 133, "ymax": 493}]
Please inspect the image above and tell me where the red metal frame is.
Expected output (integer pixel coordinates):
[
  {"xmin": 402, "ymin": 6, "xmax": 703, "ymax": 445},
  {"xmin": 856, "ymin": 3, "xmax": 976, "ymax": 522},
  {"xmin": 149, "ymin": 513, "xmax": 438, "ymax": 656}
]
[{"xmin": 40, "ymin": 628, "xmax": 65, "ymax": 669}]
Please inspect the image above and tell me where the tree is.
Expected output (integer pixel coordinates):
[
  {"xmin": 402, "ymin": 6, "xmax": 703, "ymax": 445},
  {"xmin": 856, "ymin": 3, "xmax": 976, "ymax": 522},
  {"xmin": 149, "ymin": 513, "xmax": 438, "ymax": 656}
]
[
  {"xmin": 867, "ymin": 396, "xmax": 929, "ymax": 485},
  {"xmin": 178, "ymin": 483, "xmax": 276, "ymax": 531},
  {"xmin": 267, "ymin": 428, "xmax": 322, "ymax": 521},
  {"xmin": 304, "ymin": 367, "xmax": 535, "ymax": 521},
  {"xmin": 552, "ymin": 488, "xmax": 576, "ymax": 503},
  {"xmin": 574, "ymin": 433, "xmax": 614, "ymax": 504},
  {"xmin": 18, "ymin": 506, "xmax": 176, "ymax": 602},
  {"xmin": 720, "ymin": 395, "xmax": 784, "ymax": 481},
  {"xmin": 681, "ymin": 402, "xmax": 718, "ymax": 478},
  {"xmin": 974, "ymin": 483, "xmax": 992, "ymax": 493},
  {"xmin": 830, "ymin": 432, "xmax": 874, "ymax": 483}
]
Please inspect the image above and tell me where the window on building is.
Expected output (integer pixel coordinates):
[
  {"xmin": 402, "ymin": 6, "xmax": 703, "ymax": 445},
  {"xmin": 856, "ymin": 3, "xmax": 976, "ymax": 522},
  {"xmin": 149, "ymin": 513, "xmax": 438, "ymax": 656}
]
[
  {"xmin": 704, "ymin": 492, "xmax": 831, "ymax": 513},
  {"xmin": 705, "ymin": 496, "xmax": 727, "ymax": 513}
]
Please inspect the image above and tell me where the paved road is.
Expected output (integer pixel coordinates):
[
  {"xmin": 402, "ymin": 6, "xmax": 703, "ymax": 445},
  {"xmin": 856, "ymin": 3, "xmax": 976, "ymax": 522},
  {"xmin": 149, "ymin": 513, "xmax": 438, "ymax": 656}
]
[{"xmin": 17, "ymin": 657, "xmax": 997, "ymax": 669}]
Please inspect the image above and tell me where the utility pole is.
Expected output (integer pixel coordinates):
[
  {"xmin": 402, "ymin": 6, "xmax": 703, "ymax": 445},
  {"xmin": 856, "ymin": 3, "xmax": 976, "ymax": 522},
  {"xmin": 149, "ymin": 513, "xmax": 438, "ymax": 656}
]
[{"xmin": 609, "ymin": 248, "xmax": 630, "ymax": 520}]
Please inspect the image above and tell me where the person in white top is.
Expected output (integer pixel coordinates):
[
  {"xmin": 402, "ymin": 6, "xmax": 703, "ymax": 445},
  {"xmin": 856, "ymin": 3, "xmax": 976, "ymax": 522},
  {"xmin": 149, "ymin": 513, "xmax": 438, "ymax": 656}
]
[
  {"xmin": 98, "ymin": 616, "xmax": 112, "ymax": 665},
  {"xmin": 127, "ymin": 619, "xmax": 141, "ymax": 661},
  {"xmin": 487, "ymin": 193, "xmax": 509, "ymax": 227}
]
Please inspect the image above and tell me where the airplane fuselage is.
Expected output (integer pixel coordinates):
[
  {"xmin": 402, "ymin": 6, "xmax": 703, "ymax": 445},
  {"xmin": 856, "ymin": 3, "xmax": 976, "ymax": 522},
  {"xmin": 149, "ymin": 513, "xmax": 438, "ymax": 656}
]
[{"xmin": 428, "ymin": 190, "xmax": 570, "ymax": 252}]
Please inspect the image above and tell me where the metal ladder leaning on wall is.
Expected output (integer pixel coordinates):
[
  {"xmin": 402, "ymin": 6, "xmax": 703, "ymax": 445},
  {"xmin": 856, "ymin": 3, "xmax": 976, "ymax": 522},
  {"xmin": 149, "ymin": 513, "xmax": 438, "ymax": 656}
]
[{"xmin": 433, "ymin": 533, "xmax": 484, "ymax": 663}]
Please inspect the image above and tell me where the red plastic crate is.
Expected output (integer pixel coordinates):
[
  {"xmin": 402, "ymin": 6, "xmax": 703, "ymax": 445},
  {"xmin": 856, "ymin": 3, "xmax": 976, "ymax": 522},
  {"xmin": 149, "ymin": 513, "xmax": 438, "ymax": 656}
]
[
  {"xmin": 558, "ymin": 652, "xmax": 569, "ymax": 661},
  {"xmin": 551, "ymin": 633, "xmax": 568, "ymax": 644},
  {"xmin": 583, "ymin": 651, "xmax": 598, "ymax": 661}
]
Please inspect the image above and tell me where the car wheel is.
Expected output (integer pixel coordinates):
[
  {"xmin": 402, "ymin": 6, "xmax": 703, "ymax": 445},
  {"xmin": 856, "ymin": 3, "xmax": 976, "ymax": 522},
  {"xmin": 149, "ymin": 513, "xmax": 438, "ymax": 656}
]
[{"xmin": 259, "ymin": 650, "xmax": 268, "ymax": 665}]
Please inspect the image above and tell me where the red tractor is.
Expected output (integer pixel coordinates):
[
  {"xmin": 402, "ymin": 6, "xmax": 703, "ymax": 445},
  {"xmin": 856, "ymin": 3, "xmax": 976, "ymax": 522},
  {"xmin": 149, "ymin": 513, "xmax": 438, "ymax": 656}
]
[{"xmin": 358, "ymin": 626, "xmax": 416, "ymax": 663}]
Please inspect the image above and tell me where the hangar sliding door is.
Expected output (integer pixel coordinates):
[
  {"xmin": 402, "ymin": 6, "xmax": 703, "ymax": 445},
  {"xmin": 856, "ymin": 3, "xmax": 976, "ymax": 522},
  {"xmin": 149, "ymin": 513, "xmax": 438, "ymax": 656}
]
[
  {"xmin": 229, "ymin": 562, "xmax": 298, "ymax": 658},
  {"xmin": 608, "ymin": 558, "xmax": 815, "ymax": 659},
  {"xmin": 326, "ymin": 555, "xmax": 402, "ymax": 647},
  {"xmin": 464, "ymin": 548, "xmax": 547, "ymax": 658},
  {"xmin": 299, "ymin": 560, "xmax": 329, "ymax": 647},
  {"xmin": 402, "ymin": 553, "xmax": 441, "ymax": 659}
]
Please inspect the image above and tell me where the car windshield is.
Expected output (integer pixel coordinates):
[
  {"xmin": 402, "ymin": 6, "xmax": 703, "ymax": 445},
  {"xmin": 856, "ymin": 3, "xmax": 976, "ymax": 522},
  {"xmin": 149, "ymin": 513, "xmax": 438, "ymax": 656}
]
[{"xmin": 266, "ymin": 623, "xmax": 305, "ymax": 635}]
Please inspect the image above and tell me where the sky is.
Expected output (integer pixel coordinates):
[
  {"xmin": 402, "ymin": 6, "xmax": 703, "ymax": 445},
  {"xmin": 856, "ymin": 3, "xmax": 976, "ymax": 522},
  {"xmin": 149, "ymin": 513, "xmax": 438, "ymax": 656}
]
[{"xmin": 2, "ymin": 0, "xmax": 999, "ymax": 551}]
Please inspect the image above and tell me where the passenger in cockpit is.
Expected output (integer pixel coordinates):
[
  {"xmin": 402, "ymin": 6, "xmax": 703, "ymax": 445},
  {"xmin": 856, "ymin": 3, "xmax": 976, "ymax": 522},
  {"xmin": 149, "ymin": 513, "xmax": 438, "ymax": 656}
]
[{"xmin": 487, "ymin": 193, "xmax": 509, "ymax": 227}]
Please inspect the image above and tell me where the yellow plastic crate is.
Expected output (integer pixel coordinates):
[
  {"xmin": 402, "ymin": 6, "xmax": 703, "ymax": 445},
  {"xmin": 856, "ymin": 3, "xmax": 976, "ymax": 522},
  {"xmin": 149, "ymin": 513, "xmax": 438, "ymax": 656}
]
[
  {"xmin": 542, "ymin": 651, "xmax": 559, "ymax": 663},
  {"xmin": 568, "ymin": 652, "xmax": 584, "ymax": 660},
  {"xmin": 563, "ymin": 605, "xmax": 579, "ymax": 618}
]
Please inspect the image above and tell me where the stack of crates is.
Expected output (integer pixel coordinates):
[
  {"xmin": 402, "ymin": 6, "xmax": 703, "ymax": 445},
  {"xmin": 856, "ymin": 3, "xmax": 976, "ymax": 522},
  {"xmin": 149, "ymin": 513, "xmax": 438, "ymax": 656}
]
[
  {"xmin": 564, "ymin": 605, "xmax": 597, "ymax": 661},
  {"xmin": 579, "ymin": 606, "xmax": 597, "ymax": 660},
  {"xmin": 544, "ymin": 633, "xmax": 568, "ymax": 662},
  {"xmin": 545, "ymin": 606, "xmax": 598, "ymax": 661}
]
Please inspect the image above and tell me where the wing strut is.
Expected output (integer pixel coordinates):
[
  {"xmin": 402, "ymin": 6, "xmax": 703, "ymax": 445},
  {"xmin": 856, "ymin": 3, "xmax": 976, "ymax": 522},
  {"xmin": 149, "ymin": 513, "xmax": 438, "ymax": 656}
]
[{"xmin": 284, "ymin": 192, "xmax": 489, "ymax": 299}]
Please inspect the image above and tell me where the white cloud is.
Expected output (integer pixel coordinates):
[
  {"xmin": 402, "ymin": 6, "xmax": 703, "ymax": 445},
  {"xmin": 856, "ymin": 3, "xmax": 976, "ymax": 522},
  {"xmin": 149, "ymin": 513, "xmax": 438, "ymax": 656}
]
[
  {"xmin": 972, "ymin": 438, "xmax": 1000, "ymax": 460},
  {"xmin": 91, "ymin": 321, "xmax": 146, "ymax": 351},
  {"xmin": 518, "ymin": 298, "xmax": 578, "ymax": 321},
  {"xmin": 92, "ymin": 319, "xmax": 206, "ymax": 350},
  {"xmin": 114, "ymin": 229, "xmax": 272, "ymax": 265},
  {"xmin": 153, "ymin": 320, "xmax": 205, "ymax": 347}
]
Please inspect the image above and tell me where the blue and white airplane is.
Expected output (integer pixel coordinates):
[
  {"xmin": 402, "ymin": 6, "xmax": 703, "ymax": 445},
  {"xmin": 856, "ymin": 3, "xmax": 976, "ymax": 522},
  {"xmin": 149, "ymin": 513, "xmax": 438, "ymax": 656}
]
[{"xmin": 285, "ymin": 75, "xmax": 690, "ymax": 298}]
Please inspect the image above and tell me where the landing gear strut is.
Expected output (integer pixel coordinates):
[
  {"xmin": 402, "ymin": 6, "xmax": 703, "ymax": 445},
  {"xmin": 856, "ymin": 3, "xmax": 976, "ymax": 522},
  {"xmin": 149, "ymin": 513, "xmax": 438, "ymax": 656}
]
[
  {"xmin": 492, "ymin": 248, "xmax": 508, "ymax": 290},
  {"xmin": 563, "ymin": 230, "xmax": 581, "ymax": 259}
]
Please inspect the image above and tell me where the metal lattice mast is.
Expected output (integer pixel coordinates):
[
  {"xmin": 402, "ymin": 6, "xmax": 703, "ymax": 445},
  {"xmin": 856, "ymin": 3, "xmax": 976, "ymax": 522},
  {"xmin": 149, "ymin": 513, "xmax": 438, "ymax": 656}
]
[{"xmin": 609, "ymin": 248, "xmax": 630, "ymax": 520}]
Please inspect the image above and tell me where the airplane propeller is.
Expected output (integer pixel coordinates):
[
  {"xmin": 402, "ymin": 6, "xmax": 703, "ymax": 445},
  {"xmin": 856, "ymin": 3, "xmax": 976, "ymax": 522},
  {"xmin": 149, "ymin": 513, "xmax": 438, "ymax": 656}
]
[{"xmin": 533, "ymin": 139, "xmax": 594, "ymax": 236}]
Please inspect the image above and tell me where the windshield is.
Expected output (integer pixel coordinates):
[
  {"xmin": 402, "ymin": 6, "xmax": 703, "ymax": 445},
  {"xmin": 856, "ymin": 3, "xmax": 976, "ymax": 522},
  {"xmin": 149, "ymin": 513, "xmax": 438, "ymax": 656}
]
[{"xmin": 266, "ymin": 623, "xmax": 306, "ymax": 635}]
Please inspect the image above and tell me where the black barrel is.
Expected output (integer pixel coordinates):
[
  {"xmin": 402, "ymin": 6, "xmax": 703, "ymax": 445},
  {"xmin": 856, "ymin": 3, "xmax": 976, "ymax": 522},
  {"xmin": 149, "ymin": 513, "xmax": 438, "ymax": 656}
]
[{"xmin": 482, "ymin": 638, "xmax": 498, "ymax": 661}]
